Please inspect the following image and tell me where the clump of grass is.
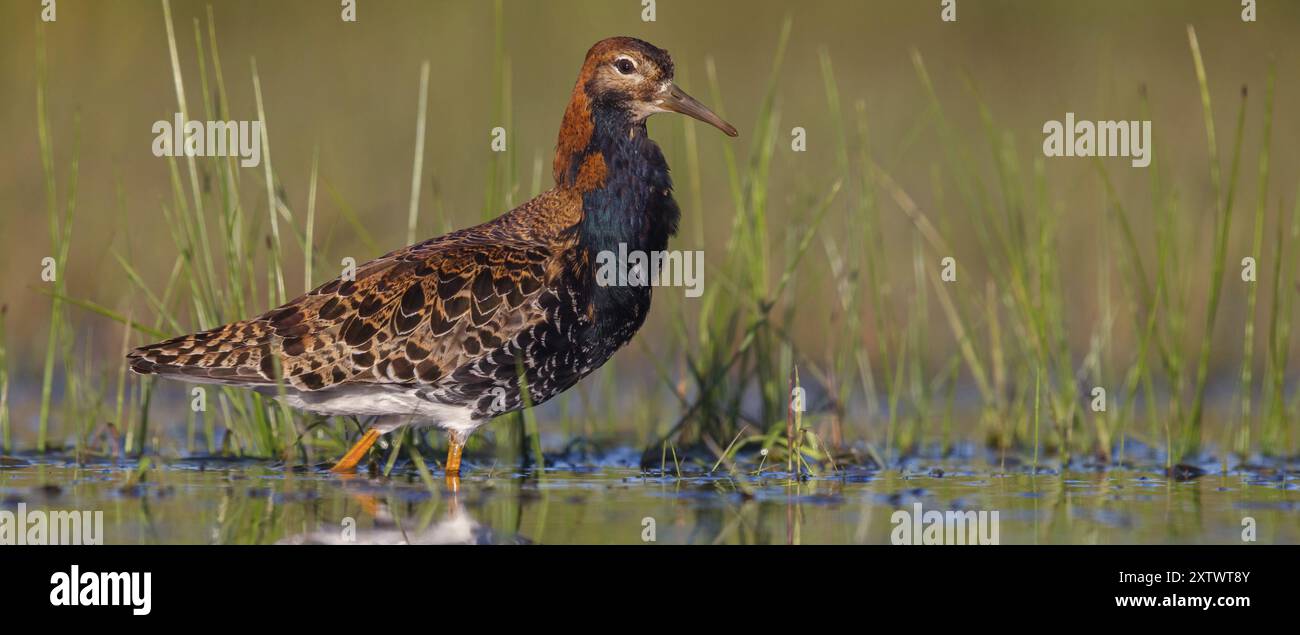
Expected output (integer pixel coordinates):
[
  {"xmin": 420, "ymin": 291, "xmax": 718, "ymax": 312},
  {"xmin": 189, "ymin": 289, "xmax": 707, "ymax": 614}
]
[
  {"xmin": 35, "ymin": 23, "xmax": 82, "ymax": 454},
  {"xmin": 647, "ymin": 18, "xmax": 842, "ymax": 472},
  {"xmin": 1235, "ymin": 61, "xmax": 1275, "ymax": 459},
  {"xmin": 841, "ymin": 24, "xmax": 1282, "ymax": 469},
  {"xmin": 1263, "ymin": 188, "xmax": 1300, "ymax": 455},
  {"xmin": 1102, "ymin": 27, "xmax": 1258, "ymax": 465},
  {"xmin": 815, "ymin": 47, "xmax": 870, "ymax": 457},
  {"xmin": 845, "ymin": 97, "xmax": 910, "ymax": 463},
  {"xmin": 44, "ymin": 1, "xmax": 333, "ymax": 461},
  {"xmin": 1183, "ymin": 25, "xmax": 1249, "ymax": 459},
  {"xmin": 872, "ymin": 48, "xmax": 1077, "ymax": 465}
]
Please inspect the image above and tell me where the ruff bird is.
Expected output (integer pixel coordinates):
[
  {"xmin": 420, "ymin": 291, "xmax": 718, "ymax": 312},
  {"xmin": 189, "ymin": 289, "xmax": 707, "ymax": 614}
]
[{"xmin": 128, "ymin": 36, "xmax": 738, "ymax": 486}]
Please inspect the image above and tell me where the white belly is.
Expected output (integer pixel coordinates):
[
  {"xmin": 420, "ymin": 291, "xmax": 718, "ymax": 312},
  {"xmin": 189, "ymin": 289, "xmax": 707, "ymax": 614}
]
[{"xmin": 272, "ymin": 384, "xmax": 481, "ymax": 435}]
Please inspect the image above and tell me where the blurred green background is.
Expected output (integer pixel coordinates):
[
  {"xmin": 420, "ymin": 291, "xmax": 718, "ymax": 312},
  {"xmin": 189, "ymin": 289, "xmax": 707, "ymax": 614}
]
[{"xmin": 1, "ymin": 0, "xmax": 1298, "ymax": 454}]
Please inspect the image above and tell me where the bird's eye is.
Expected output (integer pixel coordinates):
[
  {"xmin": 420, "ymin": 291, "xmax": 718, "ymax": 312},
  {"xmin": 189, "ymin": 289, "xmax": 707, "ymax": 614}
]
[{"xmin": 614, "ymin": 58, "xmax": 637, "ymax": 75}]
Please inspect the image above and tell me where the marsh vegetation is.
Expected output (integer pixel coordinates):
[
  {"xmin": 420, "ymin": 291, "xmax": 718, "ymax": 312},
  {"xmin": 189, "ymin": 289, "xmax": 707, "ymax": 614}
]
[{"xmin": 1, "ymin": 1, "xmax": 1296, "ymax": 544}]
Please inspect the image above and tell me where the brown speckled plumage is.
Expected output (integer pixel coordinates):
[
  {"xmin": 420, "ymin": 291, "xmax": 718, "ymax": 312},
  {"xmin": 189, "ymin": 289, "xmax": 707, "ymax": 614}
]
[
  {"xmin": 128, "ymin": 36, "xmax": 736, "ymax": 467},
  {"xmin": 129, "ymin": 189, "xmax": 590, "ymax": 416}
]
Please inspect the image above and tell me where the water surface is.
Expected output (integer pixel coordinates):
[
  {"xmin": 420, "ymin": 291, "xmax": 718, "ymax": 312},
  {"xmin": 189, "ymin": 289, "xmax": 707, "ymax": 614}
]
[{"xmin": 2, "ymin": 454, "xmax": 1295, "ymax": 545}]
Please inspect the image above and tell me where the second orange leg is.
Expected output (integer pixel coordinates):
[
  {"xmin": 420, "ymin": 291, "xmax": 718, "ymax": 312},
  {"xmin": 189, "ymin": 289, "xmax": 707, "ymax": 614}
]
[
  {"xmin": 445, "ymin": 434, "xmax": 464, "ymax": 491},
  {"xmin": 330, "ymin": 428, "xmax": 381, "ymax": 473}
]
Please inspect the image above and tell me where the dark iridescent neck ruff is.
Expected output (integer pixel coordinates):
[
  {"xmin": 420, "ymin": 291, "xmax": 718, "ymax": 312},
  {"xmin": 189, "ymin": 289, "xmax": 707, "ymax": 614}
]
[{"xmin": 567, "ymin": 104, "xmax": 680, "ymax": 342}]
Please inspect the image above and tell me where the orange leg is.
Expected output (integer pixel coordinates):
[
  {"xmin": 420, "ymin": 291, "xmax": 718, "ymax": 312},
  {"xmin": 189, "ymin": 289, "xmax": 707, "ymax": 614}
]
[
  {"xmin": 330, "ymin": 428, "xmax": 382, "ymax": 473},
  {"xmin": 445, "ymin": 434, "xmax": 465, "ymax": 491}
]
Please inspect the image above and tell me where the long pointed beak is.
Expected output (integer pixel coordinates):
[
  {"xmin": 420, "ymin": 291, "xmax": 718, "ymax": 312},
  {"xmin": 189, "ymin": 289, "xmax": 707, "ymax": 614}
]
[{"xmin": 659, "ymin": 83, "xmax": 738, "ymax": 137}]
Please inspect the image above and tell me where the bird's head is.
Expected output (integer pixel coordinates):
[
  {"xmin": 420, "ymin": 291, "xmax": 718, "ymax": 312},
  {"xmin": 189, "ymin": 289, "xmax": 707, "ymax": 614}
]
[
  {"xmin": 555, "ymin": 37, "xmax": 736, "ymax": 190},
  {"xmin": 577, "ymin": 37, "xmax": 738, "ymax": 137}
]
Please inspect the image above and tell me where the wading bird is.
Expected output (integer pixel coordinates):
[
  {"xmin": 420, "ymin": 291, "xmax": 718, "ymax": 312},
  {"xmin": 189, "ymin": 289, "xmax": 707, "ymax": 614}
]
[{"xmin": 128, "ymin": 37, "xmax": 737, "ymax": 487}]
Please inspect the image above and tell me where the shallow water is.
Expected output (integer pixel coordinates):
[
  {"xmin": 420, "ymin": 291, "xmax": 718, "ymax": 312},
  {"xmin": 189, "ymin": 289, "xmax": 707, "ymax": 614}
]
[{"xmin": 0, "ymin": 455, "xmax": 1296, "ymax": 545}]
